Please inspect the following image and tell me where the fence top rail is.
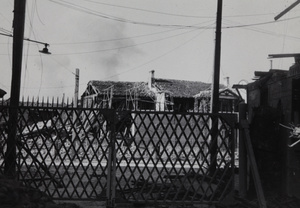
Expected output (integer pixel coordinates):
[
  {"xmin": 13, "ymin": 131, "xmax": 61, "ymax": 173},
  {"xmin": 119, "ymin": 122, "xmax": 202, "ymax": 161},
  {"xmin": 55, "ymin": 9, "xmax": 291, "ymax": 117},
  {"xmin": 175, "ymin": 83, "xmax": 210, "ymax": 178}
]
[{"xmin": 0, "ymin": 102, "xmax": 237, "ymax": 115}]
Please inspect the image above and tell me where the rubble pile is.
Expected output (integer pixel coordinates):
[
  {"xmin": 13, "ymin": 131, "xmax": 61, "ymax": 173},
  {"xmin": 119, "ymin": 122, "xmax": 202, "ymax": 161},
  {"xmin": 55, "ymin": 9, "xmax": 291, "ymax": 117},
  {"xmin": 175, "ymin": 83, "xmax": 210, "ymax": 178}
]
[{"xmin": 0, "ymin": 175, "xmax": 80, "ymax": 208}]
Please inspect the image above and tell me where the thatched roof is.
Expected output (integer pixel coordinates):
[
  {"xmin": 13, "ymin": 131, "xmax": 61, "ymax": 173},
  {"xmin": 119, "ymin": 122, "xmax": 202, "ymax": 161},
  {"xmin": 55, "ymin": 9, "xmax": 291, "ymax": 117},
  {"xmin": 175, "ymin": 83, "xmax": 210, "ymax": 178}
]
[
  {"xmin": 153, "ymin": 78, "xmax": 211, "ymax": 98},
  {"xmin": 86, "ymin": 80, "xmax": 155, "ymax": 97},
  {"xmin": 84, "ymin": 78, "xmax": 219, "ymax": 99},
  {"xmin": 194, "ymin": 88, "xmax": 239, "ymax": 99}
]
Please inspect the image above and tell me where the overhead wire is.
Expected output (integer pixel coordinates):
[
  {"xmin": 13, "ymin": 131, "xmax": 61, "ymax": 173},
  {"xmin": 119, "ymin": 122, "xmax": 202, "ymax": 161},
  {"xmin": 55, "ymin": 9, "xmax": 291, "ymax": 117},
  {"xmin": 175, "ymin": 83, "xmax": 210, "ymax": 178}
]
[
  {"xmin": 79, "ymin": 0, "xmax": 213, "ymax": 19},
  {"xmin": 103, "ymin": 22, "xmax": 215, "ymax": 80},
  {"xmin": 2, "ymin": 0, "xmax": 300, "ymax": 95},
  {"xmin": 48, "ymin": 15, "xmax": 300, "ymax": 56},
  {"xmin": 50, "ymin": 21, "xmax": 215, "ymax": 56},
  {"xmin": 222, "ymin": 15, "xmax": 300, "ymax": 29},
  {"xmin": 49, "ymin": 56, "xmax": 77, "ymax": 74},
  {"xmin": 23, "ymin": 1, "xmax": 35, "ymax": 96},
  {"xmin": 64, "ymin": 0, "xmax": 292, "ymax": 19},
  {"xmin": 49, "ymin": 0, "xmax": 300, "ymax": 30},
  {"xmin": 23, "ymin": 0, "xmax": 47, "ymax": 97},
  {"xmin": 34, "ymin": 0, "xmax": 45, "ymax": 25},
  {"xmin": 222, "ymin": 19, "xmax": 300, "ymax": 41},
  {"xmin": 51, "ymin": 26, "xmax": 199, "ymax": 46},
  {"xmin": 48, "ymin": 0, "xmax": 214, "ymax": 29}
]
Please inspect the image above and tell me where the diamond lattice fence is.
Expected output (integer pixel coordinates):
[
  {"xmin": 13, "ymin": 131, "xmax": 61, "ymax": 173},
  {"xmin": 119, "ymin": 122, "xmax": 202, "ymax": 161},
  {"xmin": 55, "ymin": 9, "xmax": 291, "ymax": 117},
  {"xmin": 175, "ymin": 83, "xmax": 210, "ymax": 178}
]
[
  {"xmin": 0, "ymin": 103, "xmax": 114, "ymax": 200},
  {"xmin": 112, "ymin": 111, "xmax": 236, "ymax": 206},
  {"xmin": 0, "ymin": 102, "xmax": 237, "ymax": 206}
]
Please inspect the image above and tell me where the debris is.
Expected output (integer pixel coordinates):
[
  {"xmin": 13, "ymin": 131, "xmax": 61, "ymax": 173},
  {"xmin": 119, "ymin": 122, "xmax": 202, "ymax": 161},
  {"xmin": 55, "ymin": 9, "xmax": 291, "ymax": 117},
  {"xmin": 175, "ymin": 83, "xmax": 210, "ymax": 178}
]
[
  {"xmin": 280, "ymin": 123, "xmax": 300, "ymax": 147},
  {"xmin": 0, "ymin": 175, "xmax": 80, "ymax": 208}
]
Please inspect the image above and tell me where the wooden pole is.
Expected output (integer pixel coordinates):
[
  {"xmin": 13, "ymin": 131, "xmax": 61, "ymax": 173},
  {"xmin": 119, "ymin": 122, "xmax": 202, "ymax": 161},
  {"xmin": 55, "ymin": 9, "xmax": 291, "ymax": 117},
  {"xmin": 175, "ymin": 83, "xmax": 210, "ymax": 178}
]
[
  {"xmin": 211, "ymin": 0, "xmax": 222, "ymax": 114},
  {"xmin": 74, "ymin": 68, "xmax": 79, "ymax": 107},
  {"xmin": 274, "ymin": 0, "xmax": 300, "ymax": 20},
  {"xmin": 72, "ymin": 68, "xmax": 79, "ymax": 159},
  {"xmin": 5, "ymin": 0, "xmax": 26, "ymax": 178},
  {"xmin": 239, "ymin": 102, "xmax": 248, "ymax": 198},
  {"xmin": 209, "ymin": 0, "xmax": 222, "ymax": 175}
]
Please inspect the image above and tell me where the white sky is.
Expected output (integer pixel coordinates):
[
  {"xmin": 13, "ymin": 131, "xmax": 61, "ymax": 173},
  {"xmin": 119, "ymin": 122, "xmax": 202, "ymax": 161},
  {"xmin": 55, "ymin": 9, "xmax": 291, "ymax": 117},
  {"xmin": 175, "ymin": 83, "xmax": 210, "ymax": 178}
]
[{"xmin": 1, "ymin": 0, "xmax": 300, "ymax": 99}]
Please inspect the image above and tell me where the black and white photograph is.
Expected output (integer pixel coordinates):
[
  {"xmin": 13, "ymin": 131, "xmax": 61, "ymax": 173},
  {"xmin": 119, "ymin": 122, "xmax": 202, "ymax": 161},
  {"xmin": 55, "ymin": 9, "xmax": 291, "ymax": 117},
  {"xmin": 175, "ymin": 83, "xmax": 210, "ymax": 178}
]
[{"xmin": 1, "ymin": 1, "xmax": 300, "ymax": 207}]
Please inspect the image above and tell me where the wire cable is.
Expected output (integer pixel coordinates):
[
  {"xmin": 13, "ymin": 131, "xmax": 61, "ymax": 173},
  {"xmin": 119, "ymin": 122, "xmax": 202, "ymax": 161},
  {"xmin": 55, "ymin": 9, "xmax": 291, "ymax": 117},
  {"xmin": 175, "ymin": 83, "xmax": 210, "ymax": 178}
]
[
  {"xmin": 103, "ymin": 23, "xmax": 215, "ymax": 80},
  {"xmin": 51, "ymin": 21, "xmax": 215, "ymax": 56},
  {"xmin": 223, "ymin": 19, "xmax": 300, "ymax": 41},
  {"xmin": 48, "ymin": 0, "xmax": 213, "ymax": 29},
  {"xmin": 51, "ymin": 25, "xmax": 206, "ymax": 46},
  {"xmin": 79, "ymin": 0, "xmax": 213, "ymax": 19},
  {"xmin": 49, "ymin": 0, "xmax": 300, "ymax": 30},
  {"xmin": 64, "ymin": 0, "xmax": 291, "ymax": 19},
  {"xmin": 223, "ymin": 15, "xmax": 300, "ymax": 29}
]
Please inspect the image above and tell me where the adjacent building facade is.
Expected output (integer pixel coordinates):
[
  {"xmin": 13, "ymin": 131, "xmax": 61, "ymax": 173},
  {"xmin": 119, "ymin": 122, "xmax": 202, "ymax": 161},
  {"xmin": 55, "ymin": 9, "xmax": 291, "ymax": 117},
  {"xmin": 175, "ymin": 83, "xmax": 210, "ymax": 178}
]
[{"xmin": 246, "ymin": 53, "xmax": 300, "ymax": 197}]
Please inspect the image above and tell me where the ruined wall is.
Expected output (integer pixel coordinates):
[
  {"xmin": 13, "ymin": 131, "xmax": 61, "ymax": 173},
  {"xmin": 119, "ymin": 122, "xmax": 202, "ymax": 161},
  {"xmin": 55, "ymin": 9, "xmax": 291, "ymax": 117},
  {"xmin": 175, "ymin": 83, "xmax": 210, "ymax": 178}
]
[{"xmin": 247, "ymin": 68, "xmax": 300, "ymax": 197}]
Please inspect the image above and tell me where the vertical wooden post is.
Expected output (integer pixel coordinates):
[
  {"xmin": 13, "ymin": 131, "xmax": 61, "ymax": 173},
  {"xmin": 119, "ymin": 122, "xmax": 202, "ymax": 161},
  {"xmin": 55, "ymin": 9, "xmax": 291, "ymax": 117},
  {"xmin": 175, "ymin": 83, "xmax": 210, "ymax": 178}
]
[
  {"xmin": 72, "ymin": 68, "xmax": 80, "ymax": 159},
  {"xmin": 5, "ymin": 0, "xmax": 26, "ymax": 178},
  {"xmin": 74, "ymin": 68, "xmax": 79, "ymax": 107},
  {"xmin": 210, "ymin": 0, "xmax": 223, "ymax": 115},
  {"xmin": 209, "ymin": 0, "xmax": 223, "ymax": 175},
  {"xmin": 107, "ymin": 110, "xmax": 116, "ymax": 208},
  {"xmin": 239, "ymin": 102, "xmax": 247, "ymax": 197},
  {"xmin": 242, "ymin": 120, "xmax": 267, "ymax": 208}
]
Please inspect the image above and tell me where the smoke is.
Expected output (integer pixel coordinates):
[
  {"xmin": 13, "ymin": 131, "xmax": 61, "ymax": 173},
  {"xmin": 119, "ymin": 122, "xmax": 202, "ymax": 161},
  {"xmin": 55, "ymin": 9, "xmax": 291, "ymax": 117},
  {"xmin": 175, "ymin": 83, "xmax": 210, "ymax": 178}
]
[
  {"xmin": 90, "ymin": 21, "xmax": 142, "ymax": 81},
  {"xmin": 21, "ymin": 2, "xmax": 143, "ymax": 98}
]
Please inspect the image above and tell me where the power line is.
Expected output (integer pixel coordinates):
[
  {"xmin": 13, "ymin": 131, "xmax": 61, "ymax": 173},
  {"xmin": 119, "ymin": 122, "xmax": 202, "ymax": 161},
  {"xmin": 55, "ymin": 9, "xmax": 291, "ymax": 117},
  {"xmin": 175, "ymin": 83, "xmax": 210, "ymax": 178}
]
[
  {"xmin": 103, "ymin": 23, "xmax": 214, "ymax": 80},
  {"xmin": 51, "ymin": 20, "xmax": 213, "ymax": 45},
  {"xmin": 48, "ymin": 0, "xmax": 213, "ymax": 29},
  {"xmin": 223, "ymin": 19, "xmax": 300, "ymax": 41},
  {"xmin": 68, "ymin": 0, "xmax": 291, "ymax": 19},
  {"xmin": 49, "ymin": 0, "xmax": 300, "ymax": 30},
  {"xmin": 79, "ymin": 0, "xmax": 213, "ymax": 19},
  {"xmin": 49, "ymin": 22, "xmax": 215, "ymax": 56},
  {"xmin": 49, "ymin": 56, "xmax": 76, "ymax": 74},
  {"xmin": 223, "ymin": 15, "xmax": 300, "ymax": 29},
  {"xmin": 51, "ymin": 27, "xmax": 195, "ymax": 45}
]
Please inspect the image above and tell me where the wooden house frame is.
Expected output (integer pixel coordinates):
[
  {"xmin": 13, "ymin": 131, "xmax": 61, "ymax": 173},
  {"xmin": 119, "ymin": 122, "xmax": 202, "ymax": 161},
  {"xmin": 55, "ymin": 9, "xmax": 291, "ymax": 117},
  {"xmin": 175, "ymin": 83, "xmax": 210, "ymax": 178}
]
[{"xmin": 81, "ymin": 71, "xmax": 241, "ymax": 112}]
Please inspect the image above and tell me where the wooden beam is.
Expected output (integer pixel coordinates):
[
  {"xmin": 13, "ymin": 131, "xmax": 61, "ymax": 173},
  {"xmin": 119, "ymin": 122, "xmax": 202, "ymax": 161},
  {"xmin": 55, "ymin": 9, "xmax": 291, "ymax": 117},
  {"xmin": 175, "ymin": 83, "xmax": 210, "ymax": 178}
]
[
  {"xmin": 268, "ymin": 53, "xmax": 300, "ymax": 59},
  {"xmin": 275, "ymin": 0, "xmax": 300, "ymax": 20},
  {"xmin": 240, "ymin": 119, "xmax": 267, "ymax": 208},
  {"xmin": 232, "ymin": 84, "xmax": 247, "ymax": 89}
]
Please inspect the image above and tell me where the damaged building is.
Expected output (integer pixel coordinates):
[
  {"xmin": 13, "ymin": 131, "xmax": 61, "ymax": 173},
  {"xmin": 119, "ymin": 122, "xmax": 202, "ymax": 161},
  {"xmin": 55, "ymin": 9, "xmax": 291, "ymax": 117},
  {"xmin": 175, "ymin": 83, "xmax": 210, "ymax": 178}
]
[
  {"xmin": 81, "ymin": 70, "xmax": 241, "ymax": 113},
  {"xmin": 246, "ymin": 53, "xmax": 300, "ymax": 197}
]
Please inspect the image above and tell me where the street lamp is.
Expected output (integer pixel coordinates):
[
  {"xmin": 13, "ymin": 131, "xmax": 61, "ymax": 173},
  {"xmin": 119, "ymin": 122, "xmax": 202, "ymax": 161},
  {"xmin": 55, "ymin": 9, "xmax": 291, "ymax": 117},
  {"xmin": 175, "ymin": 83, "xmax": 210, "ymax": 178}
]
[
  {"xmin": 0, "ymin": 32, "xmax": 51, "ymax": 54},
  {"xmin": 39, "ymin": 44, "xmax": 51, "ymax": 55}
]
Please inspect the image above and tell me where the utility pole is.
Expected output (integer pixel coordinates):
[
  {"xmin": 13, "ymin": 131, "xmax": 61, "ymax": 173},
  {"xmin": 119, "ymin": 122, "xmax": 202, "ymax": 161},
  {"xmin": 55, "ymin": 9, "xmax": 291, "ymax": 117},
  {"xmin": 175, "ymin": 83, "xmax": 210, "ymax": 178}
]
[
  {"xmin": 211, "ymin": 0, "xmax": 222, "ymax": 114},
  {"xmin": 72, "ymin": 68, "xmax": 79, "ymax": 159},
  {"xmin": 5, "ymin": 0, "xmax": 26, "ymax": 178},
  {"xmin": 209, "ymin": 0, "xmax": 223, "ymax": 175},
  {"xmin": 74, "ymin": 68, "xmax": 80, "ymax": 107}
]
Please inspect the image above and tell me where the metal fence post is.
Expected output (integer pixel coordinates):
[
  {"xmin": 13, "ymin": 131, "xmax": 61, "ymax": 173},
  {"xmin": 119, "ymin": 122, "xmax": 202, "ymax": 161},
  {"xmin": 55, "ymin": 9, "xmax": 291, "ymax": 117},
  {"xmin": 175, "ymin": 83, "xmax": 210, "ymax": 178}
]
[{"xmin": 238, "ymin": 102, "xmax": 247, "ymax": 198}]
